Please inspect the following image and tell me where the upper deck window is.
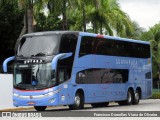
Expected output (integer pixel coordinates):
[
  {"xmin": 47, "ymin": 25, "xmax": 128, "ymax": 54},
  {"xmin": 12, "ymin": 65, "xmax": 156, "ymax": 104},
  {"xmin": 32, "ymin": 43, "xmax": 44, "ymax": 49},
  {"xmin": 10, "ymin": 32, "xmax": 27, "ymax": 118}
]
[
  {"xmin": 79, "ymin": 36, "xmax": 150, "ymax": 58},
  {"xmin": 17, "ymin": 35, "xmax": 60, "ymax": 57}
]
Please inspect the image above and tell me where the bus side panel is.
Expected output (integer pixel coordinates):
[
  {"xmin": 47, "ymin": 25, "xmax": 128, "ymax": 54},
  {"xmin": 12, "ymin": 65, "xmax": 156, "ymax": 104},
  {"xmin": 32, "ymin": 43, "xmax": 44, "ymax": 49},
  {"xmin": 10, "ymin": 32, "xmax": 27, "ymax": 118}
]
[
  {"xmin": 86, "ymin": 84, "xmax": 115, "ymax": 103},
  {"xmin": 141, "ymin": 60, "xmax": 152, "ymax": 98},
  {"xmin": 57, "ymin": 82, "xmax": 74, "ymax": 105},
  {"xmin": 93, "ymin": 55, "xmax": 129, "ymax": 102},
  {"xmin": 86, "ymin": 83, "xmax": 126, "ymax": 103}
]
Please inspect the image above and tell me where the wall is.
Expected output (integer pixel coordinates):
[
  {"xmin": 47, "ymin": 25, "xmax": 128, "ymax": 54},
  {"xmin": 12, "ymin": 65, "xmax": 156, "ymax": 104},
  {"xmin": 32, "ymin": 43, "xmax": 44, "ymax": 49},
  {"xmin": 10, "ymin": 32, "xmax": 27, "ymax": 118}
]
[{"xmin": 0, "ymin": 74, "xmax": 16, "ymax": 110}]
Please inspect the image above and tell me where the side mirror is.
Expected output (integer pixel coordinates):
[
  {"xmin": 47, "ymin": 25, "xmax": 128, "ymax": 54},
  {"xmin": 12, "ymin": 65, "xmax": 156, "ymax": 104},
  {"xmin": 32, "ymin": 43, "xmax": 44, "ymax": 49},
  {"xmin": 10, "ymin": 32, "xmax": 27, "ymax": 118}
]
[
  {"xmin": 52, "ymin": 53, "xmax": 72, "ymax": 72},
  {"xmin": 3, "ymin": 56, "xmax": 15, "ymax": 73}
]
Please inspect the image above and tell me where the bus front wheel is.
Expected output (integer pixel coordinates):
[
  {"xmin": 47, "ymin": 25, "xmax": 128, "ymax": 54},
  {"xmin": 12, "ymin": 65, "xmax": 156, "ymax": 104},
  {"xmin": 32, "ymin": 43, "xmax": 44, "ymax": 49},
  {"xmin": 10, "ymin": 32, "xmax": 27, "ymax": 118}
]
[
  {"xmin": 34, "ymin": 106, "xmax": 47, "ymax": 111},
  {"xmin": 69, "ymin": 92, "xmax": 84, "ymax": 110}
]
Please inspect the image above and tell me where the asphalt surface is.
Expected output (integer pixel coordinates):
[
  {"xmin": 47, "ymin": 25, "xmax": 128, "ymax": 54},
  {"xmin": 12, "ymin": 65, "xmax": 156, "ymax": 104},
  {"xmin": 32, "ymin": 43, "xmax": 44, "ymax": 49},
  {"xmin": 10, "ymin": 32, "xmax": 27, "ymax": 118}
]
[
  {"xmin": 1, "ymin": 99, "xmax": 160, "ymax": 120},
  {"xmin": 25, "ymin": 99, "xmax": 160, "ymax": 112}
]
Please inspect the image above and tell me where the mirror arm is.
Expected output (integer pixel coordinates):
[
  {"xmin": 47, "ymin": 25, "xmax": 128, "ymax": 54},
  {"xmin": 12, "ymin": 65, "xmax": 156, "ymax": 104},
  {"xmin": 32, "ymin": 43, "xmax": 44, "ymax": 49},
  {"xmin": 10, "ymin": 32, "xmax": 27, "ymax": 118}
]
[
  {"xmin": 52, "ymin": 53, "xmax": 72, "ymax": 71},
  {"xmin": 3, "ymin": 56, "xmax": 15, "ymax": 73}
]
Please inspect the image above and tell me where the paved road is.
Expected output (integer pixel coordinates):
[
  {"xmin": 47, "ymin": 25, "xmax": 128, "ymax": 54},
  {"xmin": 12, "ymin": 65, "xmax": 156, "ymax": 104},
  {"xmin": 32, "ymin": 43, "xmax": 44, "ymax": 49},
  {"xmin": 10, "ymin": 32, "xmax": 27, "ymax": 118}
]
[
  {"xmin": 24, "ymin": 99, "xmax": 160, "ymax": 112},
  {"xmin": 2, "ymin": 99, "xmax": 159, "ymax": 120}
]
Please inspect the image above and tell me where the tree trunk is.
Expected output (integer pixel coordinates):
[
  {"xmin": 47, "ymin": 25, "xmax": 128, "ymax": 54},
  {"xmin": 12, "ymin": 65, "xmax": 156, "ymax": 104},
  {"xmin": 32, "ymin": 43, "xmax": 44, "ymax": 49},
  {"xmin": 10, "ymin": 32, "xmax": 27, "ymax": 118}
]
[
  {"xmin": 100, "ymin": 22, "xmax": 103, "ymax": 34},
  {"xmin": 62, "ymin": 0, "xmax": 67, "ymax": 30},
  {"xmin": 94, "ymin": 0, "xmax": 99, "ymax": 34},
  {"xmin": 27, "ymin": 8, "xmax": 34, "ymax": 33},
  {"xmin": 82, "ymin": 1, "xmax": 86, "ymax": 32},
  {"xmin": 19, "ymin": 11, "xmax": 27, "ymax": 38}
]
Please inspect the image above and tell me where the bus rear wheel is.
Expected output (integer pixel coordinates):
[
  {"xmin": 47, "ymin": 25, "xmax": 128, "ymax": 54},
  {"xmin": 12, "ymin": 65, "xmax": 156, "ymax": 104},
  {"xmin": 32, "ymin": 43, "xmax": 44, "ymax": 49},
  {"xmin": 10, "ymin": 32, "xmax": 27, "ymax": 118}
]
[
  {"xmin": 133, "ymin": 90, "xmax": 140, "ymax": 105},
  {"xmin": 118, "ymin": 89, "xmax": 133, "ymax": 106},
  {"xmin": 69, "ymin": 92, "xmax": 84, "ymax": 110},
  {"xmin": 34, "ymin": 106, "xmax": 47, "ymax": 111},
  {"xmin": 91, "ymin": 102, "xmax": 109, "ymax": 108}
]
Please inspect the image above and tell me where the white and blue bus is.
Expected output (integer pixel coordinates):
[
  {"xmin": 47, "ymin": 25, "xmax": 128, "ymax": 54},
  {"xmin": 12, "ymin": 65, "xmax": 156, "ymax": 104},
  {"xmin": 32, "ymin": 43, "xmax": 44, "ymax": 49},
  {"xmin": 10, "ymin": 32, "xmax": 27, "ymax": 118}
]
[{"xmin": 3, "ymin": 31, "xmax": 152, "ymax": 111}]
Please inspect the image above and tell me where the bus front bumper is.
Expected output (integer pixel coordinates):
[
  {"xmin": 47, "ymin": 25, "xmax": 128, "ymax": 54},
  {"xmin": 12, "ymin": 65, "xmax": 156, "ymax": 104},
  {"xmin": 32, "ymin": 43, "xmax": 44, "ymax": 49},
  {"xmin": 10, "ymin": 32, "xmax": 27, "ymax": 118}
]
[{"xmin": 13, "ymin": 92, "xmax": 59, "ymax": 107}]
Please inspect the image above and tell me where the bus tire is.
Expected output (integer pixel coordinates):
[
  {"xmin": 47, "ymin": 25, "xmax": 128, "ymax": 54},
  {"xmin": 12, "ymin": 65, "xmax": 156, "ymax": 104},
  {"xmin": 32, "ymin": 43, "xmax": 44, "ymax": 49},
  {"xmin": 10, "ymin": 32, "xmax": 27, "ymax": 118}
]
[
  {"xmin": 91, "ymin": 102, "xmax": 109, "ymax": 108},
  {"xmin": 34, "ymin": 106, "xmax": 47, "ymax": 111},
  {"xmin": 133, "ymin": 89, "xmax": 140, "ymax": 105},
  {"xmin": 126, "ymin": 89, "xmax": 133, "ymax": 105},
  {"xmin": 118, "ymin": 89, "xmax": 133, "ymax": 106},
  {"xmin": 69, "ymin": 92, "xmax": 84, "ymax": 110}
]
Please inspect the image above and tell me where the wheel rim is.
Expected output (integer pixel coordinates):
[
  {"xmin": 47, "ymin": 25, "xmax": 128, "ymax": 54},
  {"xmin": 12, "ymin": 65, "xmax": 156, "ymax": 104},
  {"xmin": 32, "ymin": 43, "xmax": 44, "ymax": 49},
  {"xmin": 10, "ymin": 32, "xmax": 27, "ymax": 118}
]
[
  {"xmin": 135, "ymin": 92, "xmax": 139, "ymax": 101},
  {"xmin": 128, "ymin": 92, "xmax": 132, "ymax": 103},
  {"xmin": 75, "ymin": 96, "xmax": 80, "ymax": 106}
]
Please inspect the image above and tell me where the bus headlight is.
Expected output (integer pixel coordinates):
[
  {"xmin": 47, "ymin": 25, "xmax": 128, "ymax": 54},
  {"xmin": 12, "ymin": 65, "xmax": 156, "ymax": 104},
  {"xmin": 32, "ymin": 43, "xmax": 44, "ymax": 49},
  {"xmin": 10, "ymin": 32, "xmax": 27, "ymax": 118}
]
[
  {"xmin": 13, "ymin": 93, "xmax": 19, "ymax": 97},
  {"xmin": 49, "ymin": 98, "xmax": 55, "ymax": 103},
  {"xmin": 44, "ymin": 90, "xmax": 59, "ymax": 97}
]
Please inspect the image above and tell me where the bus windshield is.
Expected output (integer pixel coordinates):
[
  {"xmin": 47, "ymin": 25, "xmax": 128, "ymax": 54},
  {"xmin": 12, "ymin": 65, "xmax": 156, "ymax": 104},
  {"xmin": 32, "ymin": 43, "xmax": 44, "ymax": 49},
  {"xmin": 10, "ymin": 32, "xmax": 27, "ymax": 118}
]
[
  {"xmin": 17, "ymin": 35, "xmax": 60, "ymax": 57},
  {"xmin": 14, "ymin": 63, "xmax": 56, "ymax": 90}
]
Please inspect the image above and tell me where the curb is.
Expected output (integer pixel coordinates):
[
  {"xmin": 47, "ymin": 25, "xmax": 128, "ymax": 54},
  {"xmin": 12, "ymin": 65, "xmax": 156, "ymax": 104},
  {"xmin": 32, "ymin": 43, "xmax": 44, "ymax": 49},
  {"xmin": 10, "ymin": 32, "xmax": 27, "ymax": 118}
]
[
  {"xmin": 0, "ymin": 107, "xmax": 34, "ymax": 111},
  {"xmin": 0, "ymin": 106, "xmax": 55, "ymax": 111}
]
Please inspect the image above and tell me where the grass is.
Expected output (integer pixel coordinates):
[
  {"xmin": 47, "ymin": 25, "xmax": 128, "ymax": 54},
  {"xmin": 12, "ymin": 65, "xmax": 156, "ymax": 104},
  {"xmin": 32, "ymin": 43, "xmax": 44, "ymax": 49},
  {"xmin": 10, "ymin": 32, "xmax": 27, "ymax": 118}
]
[
  {"xmin": 151, "ymin": 93, "xmax": 160, "ymax": 99},
  {"xmin": 151, "ymin": 89, "xmax": 160, "ymax": 99}
]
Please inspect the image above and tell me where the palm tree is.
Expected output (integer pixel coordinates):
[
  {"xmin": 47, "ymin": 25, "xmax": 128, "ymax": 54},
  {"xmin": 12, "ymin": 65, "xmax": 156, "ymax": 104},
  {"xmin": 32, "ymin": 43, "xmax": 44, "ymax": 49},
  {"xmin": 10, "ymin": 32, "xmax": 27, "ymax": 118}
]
[
  {"xmin": 60, "ymin": 0, "xmax": 133, "ymax": 35},
  {"xmin": 130, "ymin": 21, "xmax": 144, "ymax": 39},
  {"xmin": 88, "ymin": 0, "xmax": 133, "ymax": 35},
  {"xmin": 18, "ymin": 0, "xmax": 48, "ymax": 37},
  {"xmin": 141, "ymin": 22, "xmax": 160, "ymax": 81},
  {"xmin": 67, "ymin": 0, "xmax": 88, "ymax": 31},
  {"xmin": 46, "ymin": 0, "xmax": 70, "ymax": 30},
  {"xmin": 62, "ymin": 0, "xmax": 68, "ymax": 30},
  {"xmin": 18, "ymin": 0, "xmax": 33, "ymax": 36}
]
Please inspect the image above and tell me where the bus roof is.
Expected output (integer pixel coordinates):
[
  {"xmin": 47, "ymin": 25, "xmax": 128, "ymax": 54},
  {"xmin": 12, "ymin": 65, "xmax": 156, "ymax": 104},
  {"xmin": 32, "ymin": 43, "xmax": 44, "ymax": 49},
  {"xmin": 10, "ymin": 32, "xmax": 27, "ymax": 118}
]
[
  {"xmin": 79, "ymin": 32, "xmax": 150, "ymax": 45},
  {"xmin": 22, "ymin": 31, "xmax": 149, "ymax": 45},
  {"xmin": 22, "ymin": 31, "xmax": 79, "ymax": 37}
]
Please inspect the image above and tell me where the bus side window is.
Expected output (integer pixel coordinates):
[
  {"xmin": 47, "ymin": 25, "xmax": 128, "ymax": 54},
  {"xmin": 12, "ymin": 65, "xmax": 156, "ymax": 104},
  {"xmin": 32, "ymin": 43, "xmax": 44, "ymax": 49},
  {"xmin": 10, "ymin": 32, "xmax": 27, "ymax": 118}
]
[
  {"xmin": 58, "ymin": 68, "xmax": 69, "ymax": 83},
  {"xmin": 60, "ymin": 34, "xmax": 77, "ymax": 53},
  {"xmin": 79, "ymin": 36, "xmax": 93, "ymax": 57}
]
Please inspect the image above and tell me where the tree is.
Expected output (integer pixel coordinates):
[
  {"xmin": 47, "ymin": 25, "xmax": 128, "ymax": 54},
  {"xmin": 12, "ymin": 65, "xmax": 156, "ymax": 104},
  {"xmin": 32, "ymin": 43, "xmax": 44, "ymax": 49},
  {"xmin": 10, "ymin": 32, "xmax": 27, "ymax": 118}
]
[
  {"xmin": 0, "ymin": 0, "xmax": 23, "ymax": 71},
  {"xmin": 18, "ymin": 0, "xmax": 34, "ymax": 36},
  {"xmin": 141, "ymin": 22, "xmax": 160, "ymax": 88},
  {"xmin": 18, "ymin": 0, "xmax": 48, "ymax": 36},
  {"xmin": 129, "ymin": 21, "xmax": 144, "ymax": 39},
  {"xmin": 36, "ymin": 13, "xmax": 61, "ymax": 31},
  {"xmin": 46, "ymin": 0, "xmax": 70, "ymax": 30},
  {"xmin": 68, "ymin": 0, "xmax": 88, "ymax": 31},
  {"xmin": 67, "ymin": 0, "xmax": 133, "ymax": 36}
]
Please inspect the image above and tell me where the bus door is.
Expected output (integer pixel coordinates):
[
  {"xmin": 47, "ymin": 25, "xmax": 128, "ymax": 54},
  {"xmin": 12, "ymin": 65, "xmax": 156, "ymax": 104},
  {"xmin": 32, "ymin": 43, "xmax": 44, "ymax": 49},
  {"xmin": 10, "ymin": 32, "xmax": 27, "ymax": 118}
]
[
  {"xmin": 77, "ymin": 35, "xmax": 94, "ymax": 101},
  {"xmin": 57, "ymin": 67, "xmax": 73, "ymax": 105},
  {"xmin": 57, "ymin": 34, "xmax": 78, "ymax": 105}
]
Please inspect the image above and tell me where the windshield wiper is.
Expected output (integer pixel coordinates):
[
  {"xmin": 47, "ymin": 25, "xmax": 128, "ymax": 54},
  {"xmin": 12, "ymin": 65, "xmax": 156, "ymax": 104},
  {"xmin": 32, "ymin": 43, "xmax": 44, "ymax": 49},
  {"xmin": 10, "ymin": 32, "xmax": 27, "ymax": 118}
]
[
  {"xmin": 31, "ymin": 52, "xmax": 46, "ymax": 57},
  {"xmin": 17, "ymin": 54, "xmax": 23, "ymax": 57}
]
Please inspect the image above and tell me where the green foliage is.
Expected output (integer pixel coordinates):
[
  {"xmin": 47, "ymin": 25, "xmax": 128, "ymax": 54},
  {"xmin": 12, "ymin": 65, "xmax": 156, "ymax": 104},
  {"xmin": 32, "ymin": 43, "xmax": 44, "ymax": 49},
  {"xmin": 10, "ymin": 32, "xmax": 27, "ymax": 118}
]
[
  {"xmin": 36, "ymin": 13, "xmax": 62, "ymax": 31},
  {"xmin": 151, "ymin": 93, "xmax": 160, "ymax": 99},
  {"xmin": 66, "ymin": 0, "xmax": 134, "ymax": 36},
  {"xmin": 141, "ymin": 23, "xmax": 160, "ymax": 88},
  {"xmin": 0, "ymin": 0, "xmax": 23, "ymax": 66},
  {"xmin": 0, "ymin": 0, "xmax": 160, "ymax": 85}
]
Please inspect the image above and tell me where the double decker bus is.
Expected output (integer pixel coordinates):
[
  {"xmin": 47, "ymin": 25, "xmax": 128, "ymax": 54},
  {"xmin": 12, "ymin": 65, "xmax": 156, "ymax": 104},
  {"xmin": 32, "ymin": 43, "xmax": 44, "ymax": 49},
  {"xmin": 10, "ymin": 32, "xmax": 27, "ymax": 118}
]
[{"xmin": 3, "ymin": 31, "xmax": 152, "ymax": 111}]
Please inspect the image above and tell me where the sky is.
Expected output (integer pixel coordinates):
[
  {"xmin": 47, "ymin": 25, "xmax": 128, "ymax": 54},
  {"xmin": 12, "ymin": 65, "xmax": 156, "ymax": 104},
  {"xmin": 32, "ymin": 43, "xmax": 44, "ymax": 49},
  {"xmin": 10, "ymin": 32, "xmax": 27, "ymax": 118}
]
[{"xmin": 118, "ymin": 0, "xmax": 160, "ymax": 31}]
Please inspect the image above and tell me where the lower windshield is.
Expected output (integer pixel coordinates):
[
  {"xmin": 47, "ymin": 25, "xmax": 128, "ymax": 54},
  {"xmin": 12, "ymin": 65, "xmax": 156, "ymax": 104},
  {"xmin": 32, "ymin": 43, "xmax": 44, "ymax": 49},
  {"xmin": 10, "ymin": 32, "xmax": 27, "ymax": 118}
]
[
  {"xmin": 17, "ymin": 35, "xmax": 60, "ymax": 57},
  {"xmin": 14, "ymin": 63, "xmax": 56, "ymax": 90}
]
